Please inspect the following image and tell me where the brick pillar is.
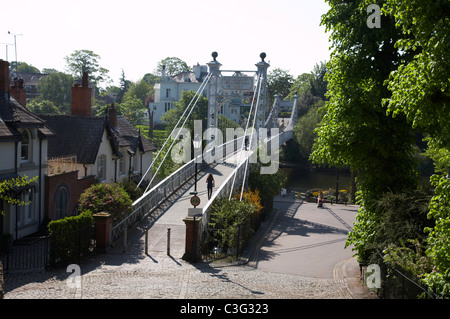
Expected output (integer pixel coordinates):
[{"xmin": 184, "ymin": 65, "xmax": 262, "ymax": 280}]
[
  {"xmin": 93, "ymin": 212, "xmax": 113, "ymax": 253},
  {"xmin": 182, "ymin": 214, "xmax": 202, "ymax": 262},
  {"xmin": 71, "ymin": 71, "xmax": 92, "ymax": 116},
  {"xmin": 10, "ymin": 79, "xmax": 27, "ymax": 106}
]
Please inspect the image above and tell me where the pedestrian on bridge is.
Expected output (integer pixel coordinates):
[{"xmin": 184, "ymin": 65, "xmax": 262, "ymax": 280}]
[{"xmin": 206, "ymin": 173, "xmax": 215, "ymax": 200}]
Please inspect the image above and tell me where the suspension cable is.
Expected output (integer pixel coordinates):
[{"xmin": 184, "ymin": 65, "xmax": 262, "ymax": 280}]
[
  {"xmin": 136, "ymin": 72, "xmax": 212, "ymax": 190},
  {"xmin": 239, "ymin": 73, "xmax": 264, "ymax": 201},
  {"xmin": 228, "ymin": 73, "xmax": 263, "ymax": 200}
]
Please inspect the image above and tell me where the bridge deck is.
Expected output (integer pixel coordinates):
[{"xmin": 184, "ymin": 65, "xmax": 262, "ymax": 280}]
[{"xmin": 120, "ymin": 151, "xmax": 250, "ymax": 258}]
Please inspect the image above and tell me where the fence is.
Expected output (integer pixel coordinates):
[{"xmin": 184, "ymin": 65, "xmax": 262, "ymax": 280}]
[
  {"xmin": 0, "ymin": 224, "xmax": 95, "ymax": 275},
  {"xmin": 0, "ymin": 235, "xmax": 50, "ymax": 272},
  {"xmin": 200, "ymin": 223, "xmax": 246, "ymax": 262}
]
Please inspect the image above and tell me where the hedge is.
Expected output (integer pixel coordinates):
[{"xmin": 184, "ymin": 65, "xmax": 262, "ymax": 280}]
[{"xmin": 48, "ymin": 211, "xmax": 94, "ymax": 266}]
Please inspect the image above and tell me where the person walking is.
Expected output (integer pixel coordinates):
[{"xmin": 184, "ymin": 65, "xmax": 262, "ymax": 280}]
[{"xmin": 206, "ymin": 173, "xmax": 215, "ymax": 200}]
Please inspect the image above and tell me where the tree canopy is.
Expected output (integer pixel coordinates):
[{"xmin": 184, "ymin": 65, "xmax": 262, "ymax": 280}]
[{"xmin": 64, "ymin": 49, "xmax": 110, "ymax": 89}]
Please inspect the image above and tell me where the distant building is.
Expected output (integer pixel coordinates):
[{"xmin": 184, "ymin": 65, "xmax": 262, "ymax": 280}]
[
  {"xmin": 148, "ymin": 64, "xmax": 209, "ymax": 126},
  {"xmin": 9, "ymin": 72, "xmax": 49, "ymax": 101}
]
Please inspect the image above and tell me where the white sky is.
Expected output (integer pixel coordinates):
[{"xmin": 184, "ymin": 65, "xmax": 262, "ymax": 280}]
[{"xmin": 0, "ymin": 0, "xmax": 331, "ymax": 86}]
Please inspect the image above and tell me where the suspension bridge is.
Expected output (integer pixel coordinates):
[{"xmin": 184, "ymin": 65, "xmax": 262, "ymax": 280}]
[{"xmin": 110, "ymin": 52, "xmax": 298, "ymax": 259}]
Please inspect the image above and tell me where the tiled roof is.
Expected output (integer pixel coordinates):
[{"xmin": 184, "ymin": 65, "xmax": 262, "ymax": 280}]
[
  {"xmin": 39, "ymin": 115, "xmax": 106, "ymax": 164},
  {"xmin": 0, "ymin": 93, "xmax": 54, "ymax": 141},
  {"xmin": 40, "ymin": 115, "xmax": 156, "ymax": 164}
]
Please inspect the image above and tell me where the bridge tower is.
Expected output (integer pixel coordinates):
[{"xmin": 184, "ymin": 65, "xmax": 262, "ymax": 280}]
[
  {"xmin": 206, "ymin": 52, "xmax": 222, "ymax": 147},
  {"xmin": 255, "ymin": 52, "xmax": 270, "ymax": 131}
]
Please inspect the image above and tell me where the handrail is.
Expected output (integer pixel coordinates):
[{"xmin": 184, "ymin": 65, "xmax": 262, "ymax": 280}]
[{"xmin": 111, "ymin": 135, "xmax": 246, "ymax": 243}]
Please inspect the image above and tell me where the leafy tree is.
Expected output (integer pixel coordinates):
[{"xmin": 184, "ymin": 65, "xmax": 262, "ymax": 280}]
[
  {"xmin": 314, "ymin": 0, "xmax": 420, "ymax": 262},
  {"xmin": 156, "ymin": 57, "xmax": 190, "ymax": 77},
  {"xmin": 267, "ymin": 68, "xmax": 294, "ymax": 102},
  {"xmin": 116, "ymin": 69, "xmax": 131, "ymax": 104},
  {"xmin": 383, "ymin": 0, "xmax": 450, "ymax": 149},
  {"xmin": 64, "ymin": 49, "xmax": 110, "ymax": 89},
  {"xmin": 378, "ymin": 0, "xmax": 450, "ymax": 297},
  {"xmin": 118, "ymin": 95, "xmax": 145, "ymax": 126},
  {"xmin": 27, "ymin": 99, "xmax": 60, "ymax": 114},
  {"xmin": 161, "ymin": 90, "xmax": 208, "ymax": 136},
  {"xmin": 36, "ymin": 72, "xmax": 74, "ymax": 114},
  {"xmin": 294, "ymin": 99, "xmax": 325, "ymax": 160},
  {"xmin": 16, "ymin": 62, "xmax": 40, "ymax": 73}
]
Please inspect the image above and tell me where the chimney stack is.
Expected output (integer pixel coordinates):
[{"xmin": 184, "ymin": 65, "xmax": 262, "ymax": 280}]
[
  {"xmin": 109, "ymin": 103, "xmax": 118, "ymax": 130},
  {"xmin": 71, "ymin": 71, "xmax": 92, "ymax": 116},
  {"xmin": 10, "ymin": 77, "xmax": 27, "ymax": 106},
  {"xmin": 0, "ymin": 59, "xmax": 10, "ymax": 96}
]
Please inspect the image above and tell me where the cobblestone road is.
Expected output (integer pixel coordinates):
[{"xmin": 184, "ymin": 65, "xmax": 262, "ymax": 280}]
[{"xmin": 4, "ymin": 250, "xmax": 345, "ymax": 299}]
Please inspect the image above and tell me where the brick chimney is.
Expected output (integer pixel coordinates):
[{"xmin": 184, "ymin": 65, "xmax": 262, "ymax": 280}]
[
  {"xmin": 10, "ymin": 77, "xmax": 27, "ymax": 106},
  {"xmin": 0, "ymin": 59, "xmax": 9, "ymax": 96},
  {"xmin": 108, "ymin": 103, "xmax": 118, "ymax": 130},
  {"xmin": 71, "ymin": 71, "xmax": 92, "ymax": 116}
]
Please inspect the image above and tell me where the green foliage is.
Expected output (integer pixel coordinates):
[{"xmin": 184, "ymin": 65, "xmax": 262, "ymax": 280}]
[
  {"xmin": 248, "ymin": 164, "xmax": 286, "ymax": 213},
  {"xmin": 47, "ymin": 211, "xmax": 94, "ymax": 265},
  {"xmin": 64, "ymin": 49, "xmax": 110, "ymax": 89},
  {"xmin": 156, "ymin": 57, "xmax": 190, "ymax": 77},
  {"xmin": 27, "ymin": 99, "xmax": 61, "ymax": 115},
  {"xmin": 267, "ymin": 68, "xmax": 294, "ymax": 102},
  {"xmin": 382, "ymin": 0, "xmax": 450, "ymax": 148},
  {"xmin": 162, "ymin": 90, "xmax": 208, "ymax": 136},
  {"xmin": 78, "ymin": 183, "xmax": 133, "ymax": 223},
  {"xmin": 423, "ymin": 175, "xmax": 450, "ymax": 297},
  {"xmin": 209, "ymin": 198, "xmax": 255, "ymax": 253},
  {"xmin": 36, "ymin": 72, "xmax": 74, "ymax": 114},
  {"xmin": 0, "ymin": 175, "xmax": 37, "ymax": 212},
  {"xmin": 314, "ymin": 0, "xmax": 421, "ymax": 262},
  {"xmin": 294, "ymin": 99, "xmax": 325, "ymax": 160},
  {"xmin": 118, "ymin": 180, "xmax": 143, "ymax": 201}
]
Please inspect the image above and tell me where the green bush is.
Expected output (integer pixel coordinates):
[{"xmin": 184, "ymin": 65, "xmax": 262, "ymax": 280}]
[
  {"xmin": 208, "ymin": 198, "xmax": 255, "ymax": 255},
  {"xmin": 78, "ymin": 183, "xmax": 133, "ymax": 223},
  {"xmin": 48, "ymin": 211, "xmax": 94, "ymax": 266}
]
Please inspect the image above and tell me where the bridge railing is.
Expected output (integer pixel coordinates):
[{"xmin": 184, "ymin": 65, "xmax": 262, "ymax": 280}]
[
  {"xmin": 110, "ymin": 136, "xmax": 246, "ymax": 243},
  {"xmin": 198, "ymin": 150, "xmax": 250, "ymax": 248}
]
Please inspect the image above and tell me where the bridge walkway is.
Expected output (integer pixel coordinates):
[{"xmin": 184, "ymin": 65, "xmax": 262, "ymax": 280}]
[{"xmin": 115, "ymin": 151, "xmax": 250, "ymax": 259}]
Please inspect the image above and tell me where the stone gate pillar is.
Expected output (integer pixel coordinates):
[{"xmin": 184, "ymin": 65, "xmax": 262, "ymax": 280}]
[
  {"xmin": 182, "ymin": 211, "xmax": 202, "ymax": 262},
  {"xmin": 93, "ymin": 212, "xmax": 113, "ymax": 253}
]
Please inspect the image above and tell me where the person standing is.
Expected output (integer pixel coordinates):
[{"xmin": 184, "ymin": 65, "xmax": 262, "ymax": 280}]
[{"xmin": 206, "ymin": 173, "xmax": 215, "ymax": 200}]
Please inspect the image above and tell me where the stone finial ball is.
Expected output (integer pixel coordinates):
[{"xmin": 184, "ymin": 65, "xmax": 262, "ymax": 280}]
[
  {"xmin": 260, "ymin": 52, "xmax": 266, "ymax": 61},
  {"xmin": 212, "ymin": 51, "xmax": 218, "ymax": 61}
]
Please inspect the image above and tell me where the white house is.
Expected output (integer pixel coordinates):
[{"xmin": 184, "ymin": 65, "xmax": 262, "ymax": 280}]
[
  {"xmin": 148, "ymin": 64, "xmax": 209, "ymax": 126},
  {"xmin": 0, "ymin": 59, "xmax": 54, "ymax": 240}
]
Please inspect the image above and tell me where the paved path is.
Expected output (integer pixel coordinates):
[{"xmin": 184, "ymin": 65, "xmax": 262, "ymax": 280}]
[
  {"xmin": 3, "ymin": 198, "xmax": 376, "ymax": 299},
  {"xmin": 256, "ymin": 200, "xmax": 355, "ymax": 278}
]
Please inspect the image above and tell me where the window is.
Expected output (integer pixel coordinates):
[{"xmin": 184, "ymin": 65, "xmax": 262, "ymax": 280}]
[
  {"xmin": 119, "ymin": 156, "xmax": 125, "ymax": 176},
  {"xmin": 166, "ymin": 88, "xmax": 171, "ymax": 98},
  {"xmin": 97, "ymin": 155, "xmax": 106, "ymax": 182},
  {"xmin": 55, "ymin": 187, "xmax": 68, "ymax": 220},
  {"xmin": 21, "ymin": 130, "xmax": 31, "ymax": 161}
]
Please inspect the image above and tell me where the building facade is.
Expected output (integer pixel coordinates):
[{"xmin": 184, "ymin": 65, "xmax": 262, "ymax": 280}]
[{"xmin": 0, "ymin": 60, "xmax": 54, "ymax": 240}]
